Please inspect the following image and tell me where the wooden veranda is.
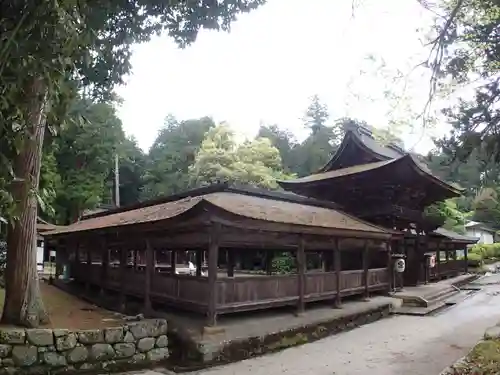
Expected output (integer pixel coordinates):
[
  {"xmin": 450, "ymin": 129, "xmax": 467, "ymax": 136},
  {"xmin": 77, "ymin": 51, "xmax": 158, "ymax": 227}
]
[{"xmin": 45, "ymin": 185, "xmax": 397, "ymax": 326}]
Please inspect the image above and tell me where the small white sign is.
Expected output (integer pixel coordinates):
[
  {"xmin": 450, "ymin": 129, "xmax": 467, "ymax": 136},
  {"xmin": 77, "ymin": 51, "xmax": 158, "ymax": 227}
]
[{"xmin": 395, "ymin": 258, "xmax": 406, "ymax": 273}]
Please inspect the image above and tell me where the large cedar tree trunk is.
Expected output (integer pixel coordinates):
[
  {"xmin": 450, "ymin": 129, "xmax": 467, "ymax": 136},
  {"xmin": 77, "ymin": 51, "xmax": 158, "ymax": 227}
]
[{"xmin": 2, "ymin": 76, "xmax": 49, "ymax": 327}]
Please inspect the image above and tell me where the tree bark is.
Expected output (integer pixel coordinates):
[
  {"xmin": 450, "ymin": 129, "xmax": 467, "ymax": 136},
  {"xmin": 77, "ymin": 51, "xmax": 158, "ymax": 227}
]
[{"xmin": 2, "ymin": 76, "xmax": 49, "ymax": 327}]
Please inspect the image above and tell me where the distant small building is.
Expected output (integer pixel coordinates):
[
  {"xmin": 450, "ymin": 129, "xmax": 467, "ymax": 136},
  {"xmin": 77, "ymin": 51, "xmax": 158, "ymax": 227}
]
[
  {"xmin": 465, "ymin": 221, "xmax": 497, "ymax": 245},
  {"xmin": 37, "ymin": 218, "xmax": 63, "ymax": 272}
]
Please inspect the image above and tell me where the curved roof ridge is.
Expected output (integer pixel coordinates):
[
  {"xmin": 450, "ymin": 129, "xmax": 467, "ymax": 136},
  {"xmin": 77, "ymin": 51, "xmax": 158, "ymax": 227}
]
[{"xmin": 203, "ymin": 191, "xmax": 396, "ymax": 236}]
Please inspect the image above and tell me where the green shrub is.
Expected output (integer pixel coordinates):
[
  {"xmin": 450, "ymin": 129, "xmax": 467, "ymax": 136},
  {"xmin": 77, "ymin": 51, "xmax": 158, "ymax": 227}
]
[
  {"xmin": 467, "ymin": 251, "xmax": 483, "ymax": 267},
  {"xmin": 470, "ymin": 243, "xmax": 500, "ymax": 260},
  {"xmin": 272, "ymin": 252, "xmax": 296, "ymax": 274}
]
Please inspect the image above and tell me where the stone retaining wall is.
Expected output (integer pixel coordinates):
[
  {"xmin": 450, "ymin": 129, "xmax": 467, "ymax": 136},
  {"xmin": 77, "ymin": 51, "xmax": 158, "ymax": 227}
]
[
  {"xmin": 169, "ymin": 303, "xmax": 393, "ymax": 370},
  {"xmin": 0, "ymin": 319, "xmax": 168, "ymax": 374}
]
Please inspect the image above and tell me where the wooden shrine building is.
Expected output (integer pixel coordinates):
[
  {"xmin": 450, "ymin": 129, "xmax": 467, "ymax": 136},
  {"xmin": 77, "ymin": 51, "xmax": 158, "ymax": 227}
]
[
  {"xmin": 278, "ymin": 122, "xmax": 476, "ymax": 287},
  {"xmin": 44, "ymin": 185, "xmax": 396, "ymax": 326}
]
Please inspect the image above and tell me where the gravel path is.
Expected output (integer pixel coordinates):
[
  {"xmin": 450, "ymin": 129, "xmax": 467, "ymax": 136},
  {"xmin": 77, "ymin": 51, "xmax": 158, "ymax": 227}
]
[{"xmin": 126, "ymin": 283, "xmax": 500, "ymax": 375}]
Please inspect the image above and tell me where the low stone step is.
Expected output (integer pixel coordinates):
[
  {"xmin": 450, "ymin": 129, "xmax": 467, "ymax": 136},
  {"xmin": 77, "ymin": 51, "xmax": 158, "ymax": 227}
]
[
  {"xmin": 425, "ymin": 289, "xmax": 460, "ymax": 306},
  {"xmin": 393, "ymin": 289, "xmax": 475, "ymax": 316}
]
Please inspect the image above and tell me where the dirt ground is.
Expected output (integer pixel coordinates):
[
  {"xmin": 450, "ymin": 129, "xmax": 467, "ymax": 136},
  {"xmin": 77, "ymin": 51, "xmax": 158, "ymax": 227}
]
[{"xmin": 0, "ymin": 281, "xmax": 124, "ymax": 329}]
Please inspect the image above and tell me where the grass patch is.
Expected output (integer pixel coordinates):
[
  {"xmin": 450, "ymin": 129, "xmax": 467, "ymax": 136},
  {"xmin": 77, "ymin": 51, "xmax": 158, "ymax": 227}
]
[
  {"xmin": 449, "ymin": 339, "xmax": 500, "ymax": 374},
  {"xmin": 0, "ymin": 281, "xmax": 124, "ymax": 329}
]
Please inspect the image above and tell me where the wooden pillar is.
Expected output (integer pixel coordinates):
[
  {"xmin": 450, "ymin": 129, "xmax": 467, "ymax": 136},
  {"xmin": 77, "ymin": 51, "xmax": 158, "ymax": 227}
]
[
  {"xmin": 464, "ymin": 245, "xmax": 468, "ymax": 273},
  {"xmin": 445, "ymin": 246, "xmax": 450, "ymax": 262},
  {"xmin": 46, "ymin": 241, "xmax": 53, "ymax": 283},
  {"xmin": 386, "ymin": 240, "xmax": 392, "ymax": 294},
  {"xmin": 452, "ymin": 245, "xmax": 457, "ymax": 260},
  {"xmin": 75, "ymin": 241, "xmax": 80, "ymax": 266},
  {"xmin": 265, "ymin": 250, "xmax": 273, "ymax": 275},
  {"xmin": 119, "ymin": 249, "xmax": 127, "ymax": 312},
  {"xmin": 86, "ymin": 245, "xmax": 92, "ymax": 293},
  {"xmin": 436, "ymin": 240, "xmax": 441, "ymax": 278},
  {"xmin": 196, "ymin": 249, "xmax": 203, "ymax": 277},
  {"xmin": 296, "ymin": 237, "xmax": 306, "ymax": 315},
  {"xmin": 133, "ymin": 250, "xmax": 138, "ymax": 270},
  {"xmin": 144, "ymin": 240, "xmax": 153, "ymax": 315},
  {"xmin": 170, "ymin": 250, "xmax": 177, "ymax": 274},
  {"xmin": 207, "ymin": 223, "xmax": 220, "ymax": 327},
  {"xmin": 100, "ymin": 240, "xmax": 109, "ymax": 296},
  {"xmin": 227, "ymin": 249, "xmax": 235, "ymax": 278},
  {"xmin": 362, "ymin": 241, "xmax": 370, "ymax": 299},
  {"xmin": 334, "ymin": 238, "xmax": 342, "ymax": 308}
]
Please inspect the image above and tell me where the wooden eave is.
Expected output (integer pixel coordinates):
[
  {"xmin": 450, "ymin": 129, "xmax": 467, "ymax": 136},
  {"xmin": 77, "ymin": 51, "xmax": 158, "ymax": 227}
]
[
  {"xmin": 279, "ymin": 154, "xmax": 463, "ymax": 200},
  {"xmin": 44, "ymin": 190, "xmax": 397, "ymax": 243}
]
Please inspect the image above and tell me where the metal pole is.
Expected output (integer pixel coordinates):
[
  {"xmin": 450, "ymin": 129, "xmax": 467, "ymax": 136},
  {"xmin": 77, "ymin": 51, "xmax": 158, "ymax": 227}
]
[{"xmin": 114, "ymin": 153, "xmax": 120, "ymax": 207}]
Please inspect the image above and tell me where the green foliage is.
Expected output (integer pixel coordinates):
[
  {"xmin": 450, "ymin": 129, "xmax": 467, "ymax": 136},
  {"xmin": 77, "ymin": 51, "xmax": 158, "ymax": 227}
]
[
  {"xmin": 189, "ymin": 123, "xmax": 294, "ymax": 189},
  {"xmin": 469, "ymin": 243, "xmax": 500, "ymax": 267},
  {"xmin": 142, "ymin": 116, "xmax": 215, "ymax": 199},
  {"xmin": 427, "ymin": 0, "xmax": 500, "ymax": 165},
  {"xmin": 271, "ymin": 253, "xmax": 296, "ymax": 274},
  {"xmin": 466, "ymin": 251, "xmax": 483, "ymax": 267},
  {"xmin": 51, "ymin": 99, "xmax": 124, "ymax": 223},
  {"xmin": 256, "ymin": 124, "xmax": 298, "ymax": 173},
  {"xmin": 0, "ymin": 0, "xmax": 265, "ymax": 223},
  {"xmin": 290, "ymin": 96, "xmax": 345, "ymax": 177},
  {"xmin": 425, "ymin": 199, "xmax": 469, "ymax": 233},
  {"xmin": 115, "ymin": 137, "xmax": 147, "ymax": 206}
]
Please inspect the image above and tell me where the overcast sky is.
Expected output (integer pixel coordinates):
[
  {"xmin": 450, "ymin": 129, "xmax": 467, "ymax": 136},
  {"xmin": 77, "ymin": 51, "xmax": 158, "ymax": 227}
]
[{"xmin": 116, "ymin": 0, "xmax": 440, "ymax": 153}]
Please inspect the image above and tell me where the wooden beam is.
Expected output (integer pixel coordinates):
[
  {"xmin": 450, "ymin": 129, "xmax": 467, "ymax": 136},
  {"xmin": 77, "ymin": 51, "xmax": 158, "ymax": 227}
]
[
  {"xmin": 387, "ymin": 240, "xmax": 392, "ymax": 294},
  {"xmin": 85, "ymin": 245, "xmax": 92, "ymax": 293},
  {"xmin": 464, "ymin": 246, "xmax": 468, "ymax": 273},
  {"xmin": 227, "ymin": 249, "xmax": 235, "ymax": 278},
  {"xmin": 296, "ymin": 237, "xmax": 306, "ymax": 314},
  {"xmin": 196, "ymin": 249, "xmax": 203, "ymax": 277},
  {"xmin": 207, "ymin": 223, "xmax": 220, "ymax": 327},
  {"xmin": 265, "ymin": 250, "xmax": 273, "ymax": 275},
  {"xmin": 100, "ymin": 239, "xmax": 109, "ymax": 296},
  {"xmin": 334, "ymin": 238, "xmax": 341, "ymax": 308},
  {"xmin": 144, "ymin": 240, "xmax": 153, "ymax": 315},
  {"xmin": 119, "ymin": 249, "xmax": 127, "ymax": 312},
  {"xmin": 170, "ymin": 250, "xmax": 177, "ymax": 274},
  {"xmin": 362, "ymin": 241, "xmax": 370, "ymax": 299}
]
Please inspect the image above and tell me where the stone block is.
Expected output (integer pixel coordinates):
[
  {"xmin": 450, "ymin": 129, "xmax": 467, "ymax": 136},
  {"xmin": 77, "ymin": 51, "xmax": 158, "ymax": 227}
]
[
  {"xmin": 0, "ymin": 329, "xmax": 26, "ymax": 345},
  {"xmin": 484, "ymin": 325, "xmax": 500, "ymax": 340},
  {"xmin": 78, "ymin": 362, "xmax": 101, "ymax": 371},
  {"xmin": 66, "ymin": 347, "xmax": 88, "ymax": 364},
  {"xmin": 53, "ymin": 329, "xmax": 69, "ymax": 338},
  {"xmin": 137, "ymin": 337, "xmax": 155, "ymax": 352},
  {"xmin": 2, "ymin": 358, "xmax": 14, "ymax": 367},
  {"xmin": 123, "ymin": 332, "xmax": 135, "ymax": 343},
  {"xmin": 78, "ymin": 329, "xmax": 104, "ymax": 344},
  {"xmin": 89, "ymin": 343, "xmax": 115, "ymax": 361},
  {"xmin": 0, "ymin": 344, "xmax": 12, "ymax": 358},
  {"xmin": 130, "ymin": 353, "xmax": 146, "ymax": 363},
  {"xmin": 26, "ymin": 329, "xmax": 54, "ymax": 347},
  {"xmin": 56, "ymin": 333, "xmax": 77, "ymax": 351},
  {"xmin": 155, "ymin": 335, "xmax": 168, "ymax": 348},
  {"xmin": 43, "ymin": 352, "xmax": 67, "ymax": 367},
  {"xmin": 146, "ymin": 347, "xmax": 169, "ymax": 362},
  {"xmin": 127, "ymin": 322, "xmax": 150, "ymax": 340},
  {"xmin": 147, "ymin": 319, "xmax": 168, "ymax": 337},
  {"xmin": 114, "ymin": 343, "xmax": 136, "ymax": 358},
  {"xmin": 12, "ymin": 345, "xmax": 38, "ymax": 367},
  {"xmin": 104, "ymin": 327, "xmax": 124, "ymax": 344}
]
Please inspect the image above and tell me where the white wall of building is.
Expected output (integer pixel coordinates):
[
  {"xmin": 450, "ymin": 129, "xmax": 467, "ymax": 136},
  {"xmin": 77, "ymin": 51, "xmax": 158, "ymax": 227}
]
[{"xmin": 465, "ymin": 227, "xmax": 495, "ymax": 244}]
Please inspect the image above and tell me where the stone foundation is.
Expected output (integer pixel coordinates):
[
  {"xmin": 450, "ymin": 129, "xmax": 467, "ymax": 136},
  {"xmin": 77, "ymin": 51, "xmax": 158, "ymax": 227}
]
[
  {"xmin": 169, "ymin": 303, "xmax": 393, "ymax": 370},
  {"xmin": 0, "ymin": 319, "xmax": 168, "ymax": 374}
]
